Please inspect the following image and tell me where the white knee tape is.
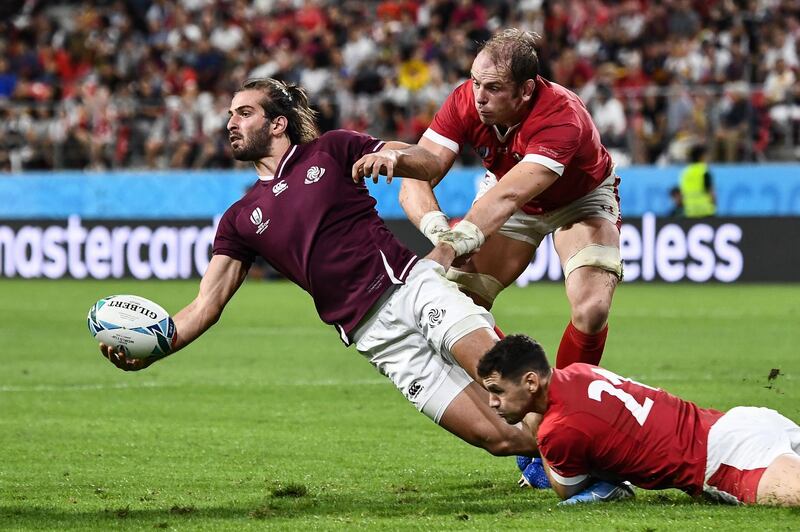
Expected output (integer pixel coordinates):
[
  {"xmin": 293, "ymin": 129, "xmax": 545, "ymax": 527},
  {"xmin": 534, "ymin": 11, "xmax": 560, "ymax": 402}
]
[
  {"xmin": 564, "ymin": 244, "xmax": 623, "ymax": 280},
  {"xmin": 445, "ymin": 269, "xmax": 505, "ymax": 305}
]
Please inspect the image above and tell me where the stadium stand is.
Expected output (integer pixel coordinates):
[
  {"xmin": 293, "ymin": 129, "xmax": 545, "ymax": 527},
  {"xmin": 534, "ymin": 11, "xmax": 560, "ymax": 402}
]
[{"xmin": 1, "ymin": 0, "xmax": 799, "ymax": 172}]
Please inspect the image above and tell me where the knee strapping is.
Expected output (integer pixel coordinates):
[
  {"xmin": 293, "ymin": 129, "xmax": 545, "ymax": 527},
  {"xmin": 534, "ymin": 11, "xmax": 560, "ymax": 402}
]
[
  {"xmin": 564, "ymin": 244, "xmax": 623, "ymax": 281},
  {"xmin": 445, "ymin": 269, "xmax": 505, "ymax": 305}
]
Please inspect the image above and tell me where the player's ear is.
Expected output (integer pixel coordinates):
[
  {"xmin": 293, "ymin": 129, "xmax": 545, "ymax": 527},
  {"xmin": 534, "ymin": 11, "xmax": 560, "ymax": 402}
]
[
  {"xmin": 521, "ymin": 79, "xmax": 535, "ymax": 102},
  {"xmin": 271, "ymin": 115, "xmax": 288, "ymax": 135},
  {"xmin": 523, "ymin": 371, "xmax": 539, "ymax": 393}
]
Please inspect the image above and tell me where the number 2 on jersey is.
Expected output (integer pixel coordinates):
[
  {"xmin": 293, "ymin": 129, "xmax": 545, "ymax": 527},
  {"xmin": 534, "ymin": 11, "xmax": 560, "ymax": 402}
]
[{"xmin": 587, "ymin": 367, "xmax": 655, "ymax": 426}]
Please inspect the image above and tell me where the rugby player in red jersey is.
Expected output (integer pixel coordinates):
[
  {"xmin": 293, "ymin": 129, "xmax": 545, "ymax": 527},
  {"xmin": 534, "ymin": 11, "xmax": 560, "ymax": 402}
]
[
  {"xmin": 354, "ymin": 28, "xmax": 621, "ymax": 371},
  {"xmin": 353, "ymin": 28, "xmax": 621, "ymax": 489},
  {"xmin": 98, "ymin": 77, "xmax": 540, "ymax": 460},
  {"xmin": 477, "ymin": 335, "xmax": 800, "ymax": 506}
]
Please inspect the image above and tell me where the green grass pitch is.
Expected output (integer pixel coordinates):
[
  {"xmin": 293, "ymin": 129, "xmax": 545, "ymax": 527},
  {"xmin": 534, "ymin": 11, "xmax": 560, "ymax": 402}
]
[{"xmin": 1, "ymin": 279, "xmax": 799, "ymax": 530}]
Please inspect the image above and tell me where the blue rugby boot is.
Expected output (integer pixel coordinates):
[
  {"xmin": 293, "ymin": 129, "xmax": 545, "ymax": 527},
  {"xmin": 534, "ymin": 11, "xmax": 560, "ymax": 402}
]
[
  {"xmin": 517, "ymin": 457, "xmax": 551, "ymax": 489},
  {"xmin": 558, "ymin": 481, "xmax": 635, "ymax": 505}
]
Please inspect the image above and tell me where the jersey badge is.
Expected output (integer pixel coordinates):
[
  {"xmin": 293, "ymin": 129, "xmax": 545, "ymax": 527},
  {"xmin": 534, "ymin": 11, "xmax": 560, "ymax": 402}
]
[
  {"xmin": 272, "ymin": 180, "xmax": 288, "ymax": 196},
  {"xmin": 421, "ymin": 308, "xmax": 446, "ymax": 328},
  {"xmin": 408, "ymin": 380, "xmax": 424, "ymax": 399},
  {"xmin": 250, "ymin": 207, "xmax": 270, "ymax": 235},
  {"xmin": 305, "ymin": 166, "xmax": 326, "ymax": 184}
]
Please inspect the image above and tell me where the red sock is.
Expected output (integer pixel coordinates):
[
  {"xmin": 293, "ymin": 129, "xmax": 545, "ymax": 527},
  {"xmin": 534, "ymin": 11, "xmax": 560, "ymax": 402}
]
[
  {"xmin": 555, "ymin": 322, "xmax": 608, "ymax": 369},
  {"xmin": 493, "ymin": 325, "xmax": 506, "ymax": 339}
]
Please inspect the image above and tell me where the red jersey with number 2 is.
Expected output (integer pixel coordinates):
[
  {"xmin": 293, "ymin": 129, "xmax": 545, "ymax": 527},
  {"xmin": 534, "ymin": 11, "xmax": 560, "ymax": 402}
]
[
  {"xmin": 425, "ymin": 77, "xmax": 613, "ymax": 215},
  {"xmin": 538, "ymin": 364, "xmax": 723, "ymax": 495}
]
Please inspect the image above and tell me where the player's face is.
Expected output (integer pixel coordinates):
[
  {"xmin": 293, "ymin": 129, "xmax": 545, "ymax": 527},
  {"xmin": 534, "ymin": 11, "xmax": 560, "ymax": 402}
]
[
  {"xmin": 482, "ymin": 371, "xmax": 535, "ymax": 425},
  {"xmin": 470, "ymin": 51, "xmax": 532, "ymax": 127},
  {"xmin": 227, "ymin": 90, "xmax": 273, "ymax": 161}
]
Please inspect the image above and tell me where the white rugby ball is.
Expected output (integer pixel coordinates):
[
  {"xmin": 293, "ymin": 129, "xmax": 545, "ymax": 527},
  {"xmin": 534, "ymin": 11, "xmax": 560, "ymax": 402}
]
[{"xmin": 87, "ymin": 295, "xmax": 176, "ymax": 359}]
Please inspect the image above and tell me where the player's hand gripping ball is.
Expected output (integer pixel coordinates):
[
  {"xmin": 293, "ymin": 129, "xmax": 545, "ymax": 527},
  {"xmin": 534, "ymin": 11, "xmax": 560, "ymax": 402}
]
[{"xmin": 87, "ymin": 295, "xmax": 175, "ymax": 359}]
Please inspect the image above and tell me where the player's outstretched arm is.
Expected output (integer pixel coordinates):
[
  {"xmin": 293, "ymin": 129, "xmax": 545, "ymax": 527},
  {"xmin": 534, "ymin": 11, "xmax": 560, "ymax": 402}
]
[
  {"xmin": 542, "ymin": 459, "xmax": 592, "ymax": 500},
  {"xmin": 99, "ymin": 255, "xmax": 249, "ymax": 371},
  {"xmin": 396, "ymin": 137, "xmax": 459, "ymax": 246},
  {"xmin": 438, "ymin": 162, "xmax": 559, "ymax": 258},
  {"xmin": 352, "ymin": 138, "xmax": 455, "ymax": 185}
]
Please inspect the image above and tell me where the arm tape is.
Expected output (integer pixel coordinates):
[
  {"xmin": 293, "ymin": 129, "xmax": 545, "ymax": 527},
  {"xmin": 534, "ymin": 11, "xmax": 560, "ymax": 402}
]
[
  {"xmin": 438, "ymin": 220, "xmax": 485, "ymax": 256},
  {"xmin": 419, "ymin": 210, "xmax": 450, "ymax": 245}
]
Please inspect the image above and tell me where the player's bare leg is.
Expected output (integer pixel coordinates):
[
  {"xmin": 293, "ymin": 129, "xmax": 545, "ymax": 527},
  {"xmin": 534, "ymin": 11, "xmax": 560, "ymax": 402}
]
[
  {"xmin": 756, "ymin": 453, "xmax": 800, "ymax": 506},
  {"xmin": 553, "ymin": 217, "xmax": 620, "ymax": 367},
  {"xmin": 437, "ymin": 328, "xmax": 537, "ymax": 457},
  {"xmin": 450, "ymin": 233, "xmax": 535, "ymax": 310},
  {"xmin": 438, "ymin": 381, "xmax": 537, "ymax": 457}
]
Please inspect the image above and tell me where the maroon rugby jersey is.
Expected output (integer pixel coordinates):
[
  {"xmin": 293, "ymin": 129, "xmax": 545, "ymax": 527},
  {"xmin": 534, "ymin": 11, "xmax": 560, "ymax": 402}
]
[
  {"xmin": 213, "ymin": 130, "xmax": 418, "ymax": 344},
  {"xmin": 538, "ymin": 364, "xmax": 723, "ymax": 495},
  {"xmin": 425, "ymin": 77, "xmax": 614, "ymax": 215}
]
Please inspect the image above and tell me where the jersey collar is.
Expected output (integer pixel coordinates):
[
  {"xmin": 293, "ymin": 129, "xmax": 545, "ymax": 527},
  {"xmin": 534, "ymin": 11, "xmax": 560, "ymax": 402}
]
[{"xmin": 493, "ymin": 123, "xmax": 520, "ymax": 143}]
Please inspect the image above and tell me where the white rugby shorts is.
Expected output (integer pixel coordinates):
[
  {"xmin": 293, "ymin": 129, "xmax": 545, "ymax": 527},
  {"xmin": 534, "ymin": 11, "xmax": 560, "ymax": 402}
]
[
  {"xmin": 704, "ymin": 406, "xmax": 800, "ymax": 503},
  {"xmin": 351, "ymin": 259, "xmax": 496, "ymax": 423},
  {"xmin": 475, "ymin": 171, "xmax": 620, "ymax": 247}
]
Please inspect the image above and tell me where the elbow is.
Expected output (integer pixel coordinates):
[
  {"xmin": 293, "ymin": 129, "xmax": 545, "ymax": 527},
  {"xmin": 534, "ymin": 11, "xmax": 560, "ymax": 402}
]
[{"xmin": 499, "ymin": 189, "xmax": 528, "ymax": 215}]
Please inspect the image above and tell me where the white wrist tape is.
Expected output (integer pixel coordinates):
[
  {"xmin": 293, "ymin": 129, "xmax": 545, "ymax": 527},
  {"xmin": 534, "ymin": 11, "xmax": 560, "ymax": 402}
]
[
  {"xmin": 419, "ymin": 210, "xmax": 450, "ymax": 245},
  {"xmin": 438, "ymin": 220, "xmax": 485, "ymax": 256}
]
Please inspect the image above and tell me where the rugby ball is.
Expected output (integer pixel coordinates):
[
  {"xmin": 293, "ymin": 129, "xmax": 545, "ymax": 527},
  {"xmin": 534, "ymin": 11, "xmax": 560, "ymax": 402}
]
[{"xmin": 87, "ymin": 295, "xmax": 176, "ymax": 359}]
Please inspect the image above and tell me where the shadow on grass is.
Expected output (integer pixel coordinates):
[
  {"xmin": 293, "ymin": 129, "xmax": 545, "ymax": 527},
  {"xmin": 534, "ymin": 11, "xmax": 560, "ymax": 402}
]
[{"xmin": 5, "ymin": 483, "xmax": 782, "ymax": 527}]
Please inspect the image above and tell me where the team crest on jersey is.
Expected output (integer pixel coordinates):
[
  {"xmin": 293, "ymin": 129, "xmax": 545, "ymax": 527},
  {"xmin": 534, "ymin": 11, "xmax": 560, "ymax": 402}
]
[
  {"xmin": 305, "ymin": 166, "xmax": 325, "ymax": 184},
  {"xmin": 422, "ymin": 308, "xmax": 446, "ymax": 328},
  {"xmin": 476, "ymin": 146, "xmax": 490, "ymax": 159},
  {"xmin": 272, "ymin": 180, "xmax": 288, "ymax": 196},
  {"xmin": 250, "ymin": 207, "xmax": 270, "ymax": 234}
]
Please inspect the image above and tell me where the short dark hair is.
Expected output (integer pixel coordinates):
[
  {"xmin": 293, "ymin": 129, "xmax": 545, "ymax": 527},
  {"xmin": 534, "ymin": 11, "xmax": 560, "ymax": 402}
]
[
  {"xmin": 689, "ymin": 143, "xmax": 707, "ymax": 162},
  {"xmin": 477, "ymin": 334, "xmax": 551, "ymax": 381},
  {"xmin": 479, "ymin": 28, "xmax": 541, "ymax": 87},
  {"xmin": 237, "ymin": 78, "xmax": 319, "ymax": 145}
]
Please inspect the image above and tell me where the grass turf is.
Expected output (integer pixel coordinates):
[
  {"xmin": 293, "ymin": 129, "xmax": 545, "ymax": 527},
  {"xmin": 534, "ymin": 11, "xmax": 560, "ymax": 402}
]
[{"xmin": 1, "ymin": 279, "xmax": 799, "ymax": 530}]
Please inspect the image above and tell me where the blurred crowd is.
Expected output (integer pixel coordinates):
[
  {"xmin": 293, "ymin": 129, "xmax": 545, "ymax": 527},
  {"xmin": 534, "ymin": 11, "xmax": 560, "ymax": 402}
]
[{"xmin": 1, "ymin": 0, "xmax": 799, "ymax": 172}]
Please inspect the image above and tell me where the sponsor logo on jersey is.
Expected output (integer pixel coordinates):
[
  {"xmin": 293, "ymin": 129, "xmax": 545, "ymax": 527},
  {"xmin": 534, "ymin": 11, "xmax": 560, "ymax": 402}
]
[
  {"xmin": 305, "ymin": 166, "xmax": 325, "ymax": 184},
  {"xmin": 408, "ymin": 380, "xmax": 423, "ymax": 399},
  {"xmin": 250, "ymin": 207, "xmax": 270, "ymax": 234},
  {"xmin": 476, "ymin": 146, "xmax": 490, "ymax": 159},
  {"xmin": 272, "ymin": 180, "xmax": 288, "ymax": 196},
  {"xmin": 537, "ymin": 146, "xmax": 560, "ymax": 158}
]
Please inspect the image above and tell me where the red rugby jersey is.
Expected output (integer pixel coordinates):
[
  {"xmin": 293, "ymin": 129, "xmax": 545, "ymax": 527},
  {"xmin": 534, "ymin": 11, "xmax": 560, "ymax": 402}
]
[
  {"xmin": 425, "ymin": 77, "xmax": 614, "ymax": 215},
  {"xmin": 538, "ymin": 363, "xmax": 723, "ymax": 495}
]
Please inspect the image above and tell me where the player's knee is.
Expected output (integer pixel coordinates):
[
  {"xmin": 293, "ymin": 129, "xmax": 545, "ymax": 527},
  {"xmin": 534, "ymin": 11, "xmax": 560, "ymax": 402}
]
[
  {"xmin": 571, "ymin": 299, "xmax": 610, "ymax": 333},
  {"xmin": 564, "ymin": 244, "xmax": 622, "ymax": 282},
  {"xmin": 446, "ymin": 269, "xmax": 505, "ymax": 309}
]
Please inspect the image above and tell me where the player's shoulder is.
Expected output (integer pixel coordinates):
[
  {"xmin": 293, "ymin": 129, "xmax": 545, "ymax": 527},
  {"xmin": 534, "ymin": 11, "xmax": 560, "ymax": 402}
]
[
  {"xmin": 222, "ymin": 180, "xmax": 260, "ymax": 217},
  {"xmin": 436, "ymin": 79, "xmax": 479, "ymax": 121},
  {"xmin": 311, "ymin": 129, "xmax": 382, "ymax": 155},
  {"xmin": 524, "ymin": 77, "xmax": 586, "ymax": 126},
  {"xmin": 553, "ymin": 363, "xmax": 598, "ymax": 384},
  {"xmin": 318, "ymin": 129, "xmax": 376, "ymax": 145},
  {"xmin": 451, "ymin": 80, "xmax": 478, "ymax": 114}
]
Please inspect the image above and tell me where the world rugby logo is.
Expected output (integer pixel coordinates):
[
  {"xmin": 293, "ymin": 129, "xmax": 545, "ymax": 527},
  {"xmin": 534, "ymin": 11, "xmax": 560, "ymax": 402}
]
[
  {"xmin": 250, "ymin": 207, "xmax": 262, "ymax": 225},
  {"xmin": 250, "ymin": 207, "xmax": 270, "ymax": 234},
  {"xmin": 305, "ymin": 166, "xmax": 325, "ymax": 184}
]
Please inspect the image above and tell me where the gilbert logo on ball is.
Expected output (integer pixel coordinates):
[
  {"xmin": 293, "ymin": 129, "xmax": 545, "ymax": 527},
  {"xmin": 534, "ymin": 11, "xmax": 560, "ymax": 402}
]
[{"xmin": 87, "ymin": 295, "xmax": 175, "ymax": 359}]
